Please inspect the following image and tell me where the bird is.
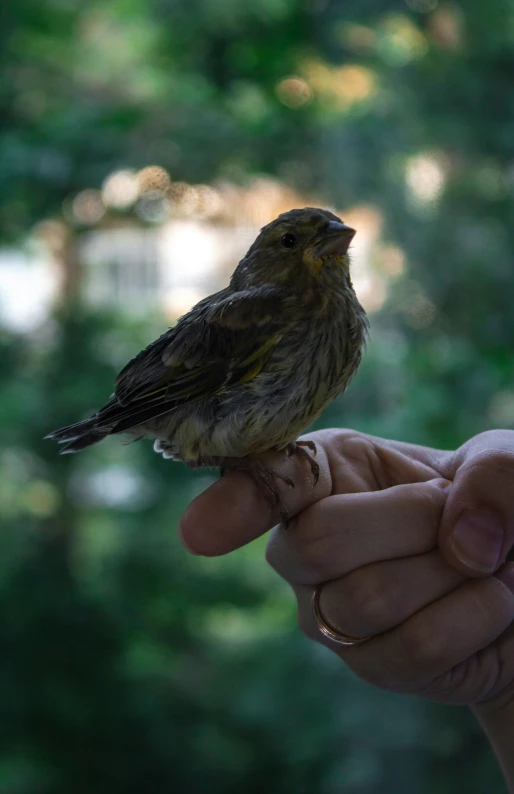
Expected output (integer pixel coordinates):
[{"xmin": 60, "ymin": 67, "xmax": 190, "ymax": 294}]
[{"xmin": 46, "ymin": 207, "xmax": 369, "ymax": 520}]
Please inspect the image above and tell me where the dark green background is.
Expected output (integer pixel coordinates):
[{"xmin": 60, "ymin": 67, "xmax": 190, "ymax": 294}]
[{"xmin": 1, "ymin": 0, "xmax": 513, "ymax": 791}]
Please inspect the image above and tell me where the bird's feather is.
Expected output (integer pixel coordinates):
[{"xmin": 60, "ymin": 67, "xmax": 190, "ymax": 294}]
[
  {"xmin": 49, "ymin": 287, "xmax": 287, "ymax": 444},
  {"xmin": 113, "ymin": 286, "xmax": 286, "ymax": 409}
]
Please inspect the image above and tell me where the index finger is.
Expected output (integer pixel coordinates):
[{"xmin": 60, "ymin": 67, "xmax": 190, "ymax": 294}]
[{"xmin": 179, "ymin": 440, "xmax": 332, "ymax": 556}]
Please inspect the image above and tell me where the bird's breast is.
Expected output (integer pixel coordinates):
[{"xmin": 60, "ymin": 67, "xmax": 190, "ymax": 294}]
[{"xmin": 163, "ymin": 293, "xmax": 367, "ymax": 461}]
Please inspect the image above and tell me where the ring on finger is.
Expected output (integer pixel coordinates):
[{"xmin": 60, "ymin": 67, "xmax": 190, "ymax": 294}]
[{"xmin": 312, "ymin": 583, "xmax": 371, "ymax": 647}]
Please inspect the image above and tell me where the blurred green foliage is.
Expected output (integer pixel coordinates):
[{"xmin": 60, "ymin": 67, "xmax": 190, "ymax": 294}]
[{"xmin": 1, "ymin": 0, "xmax": 514, "ymax": 792}]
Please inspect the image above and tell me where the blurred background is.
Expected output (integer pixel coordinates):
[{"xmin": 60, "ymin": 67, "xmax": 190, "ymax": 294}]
[{"xmin": 1, "ymin": 0, "xmax": 513, "ymax": 791}]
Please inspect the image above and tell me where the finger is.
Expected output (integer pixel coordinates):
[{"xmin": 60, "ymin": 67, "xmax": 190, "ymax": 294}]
[
  {"xmin": 298, "ymin": 564, "xmax": 514, "ymax": 696},
  {"xmin": 305, "ymin": 550, "xmax": 464, "ymax": 639},
  {"xmin": 327, "ymin": 431, "xmax": 451, "ymax": 493},
  {"xmin": 266, "ymin": 479, "xmax": 448, "ymax": 585},
  {"xmin": 439, "ymin": 431, "xmax": 514, "ymax": 576},
  {"xmin": 179, "ymin": 437, "xmax": 331, "ymax": 556}
]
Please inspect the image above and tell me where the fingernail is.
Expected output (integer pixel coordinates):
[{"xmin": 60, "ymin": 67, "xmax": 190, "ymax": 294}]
[
  {"xmin": 450, "ymin": 509, "xmax": 505, "ymax": 573},
  {"xmin": 496, "ymin": 563, "xmax": 514, "ymax": 594}
]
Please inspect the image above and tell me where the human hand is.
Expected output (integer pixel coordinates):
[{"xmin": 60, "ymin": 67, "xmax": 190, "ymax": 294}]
[{"xmin": 180, "ymin": 428, "xmax": 514, "ymax": 709}]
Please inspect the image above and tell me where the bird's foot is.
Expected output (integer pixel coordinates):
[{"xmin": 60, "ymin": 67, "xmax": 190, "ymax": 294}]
[
  {"xmin": 153, "ymin": 439, "xmax": 179, "ymax": 460},
  {"xmin": 195, "ymin": 455, "xmax": 294, "ymax": 525},
  {"xmin": 284, "ymin": 440, "xmax": 319, "ymax": 486}
]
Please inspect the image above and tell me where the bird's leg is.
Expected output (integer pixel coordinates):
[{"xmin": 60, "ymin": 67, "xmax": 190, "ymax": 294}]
[
  {"xmin": 194, "ymin": 456, "xmax": 294, "ymax": 525},
  {"xmin": 284, "ymin": 440, "xmax": 319, "ymax": 486}
]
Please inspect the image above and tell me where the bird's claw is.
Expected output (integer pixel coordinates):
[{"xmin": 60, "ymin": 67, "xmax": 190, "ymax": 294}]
[
  {"xmin": 296, "ymin": 439, "xmax": 318, "ymax": 455},
  {"xmin": 284, "ymin": 441, "xmax": 319, "ymax": 486}
]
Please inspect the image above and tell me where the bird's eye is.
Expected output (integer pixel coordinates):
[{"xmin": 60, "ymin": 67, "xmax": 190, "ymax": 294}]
[{"xmin": 281, "ymin": 233, "xmax": 296, "ymax": 248}]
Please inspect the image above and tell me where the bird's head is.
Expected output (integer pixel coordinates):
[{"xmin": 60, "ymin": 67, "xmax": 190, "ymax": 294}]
[{"xmin": 231, "ymin": 207, "xmax": 356, "ymax": 290}]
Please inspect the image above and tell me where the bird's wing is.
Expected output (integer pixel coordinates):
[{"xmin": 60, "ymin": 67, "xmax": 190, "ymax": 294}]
[{"xmin": 101, "ymin": 287, "xmax": 287, "ymax": 432}]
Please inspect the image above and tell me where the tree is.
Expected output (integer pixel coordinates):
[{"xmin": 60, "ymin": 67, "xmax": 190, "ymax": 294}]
[{"xmin": 1, "ymin": 0, "xmax": 513, "ymax": 791}]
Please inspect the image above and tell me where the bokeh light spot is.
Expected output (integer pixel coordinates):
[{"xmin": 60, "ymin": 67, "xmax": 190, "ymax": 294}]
[
  {"xmin": 303, "ymin": 61, "xmax": 378, "ymax": 110},
  {"xmin": 275, "ymin": 77, "xmax": 312, "ymax": 108},
  {"xmin": 405, "ymin": 153, "xmax": 446, "ymax": 205},
  {"xmin": 339, "ymin": 23, "xmax": 377, "ymax": 51},
  {"xmin": 405, "ymin": 294, "xmax": 437, "ymax": 329},
  {"xmin": 379, "ymin": 244, "xmax": 406, "ymax": 276},
  {"xmin": 379, "ymin": 15, "xmax": 428, "ymax": 64},
  {"xmin": 25, "ymin": 480, "xmax": 60, "ymax": 518},
  {"xmin": 137, "ymin": 165, "xmax": 171, "ymax": 194},
  {"xmin": 70, "ymin": 189, "xmax": 105, "ymax": 225},
  {"xmin": 135, "ymin": 190, "xmax": 170, "ymax": 223},
  {"xmin": 102, "ymin": 169, "xmax": 140, "ymax": 209}
]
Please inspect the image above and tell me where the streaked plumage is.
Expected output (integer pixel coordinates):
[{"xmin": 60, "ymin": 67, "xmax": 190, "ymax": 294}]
[{"xmin": 47, "ymin": 208, "xmax": 368, "ymax": 513}]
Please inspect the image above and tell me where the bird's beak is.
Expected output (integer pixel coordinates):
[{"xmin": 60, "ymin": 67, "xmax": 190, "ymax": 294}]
[{"xmin": 315, "ymin": 221, "xmax": 356, "ymax": 258}]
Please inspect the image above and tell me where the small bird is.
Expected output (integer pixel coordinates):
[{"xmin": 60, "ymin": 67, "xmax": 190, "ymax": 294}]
[{"xmin": 47, "ymin": 207, "xmax": 368, "ymax": 519}]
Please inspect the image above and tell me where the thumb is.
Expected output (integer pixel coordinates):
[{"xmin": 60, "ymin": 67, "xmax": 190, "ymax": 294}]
[{"xmin": 439, "ymin": 431, "xmax": 514, "ymax": 576}]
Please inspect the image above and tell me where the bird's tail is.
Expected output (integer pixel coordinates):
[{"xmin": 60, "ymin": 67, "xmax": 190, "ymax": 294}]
[
  {"xmin": 45, "ymin": 417, "xmax": 111, "ymax": 454},
  {"xmin": 45, "ymin": 393, "xmax": 178, "ymax": 454}
]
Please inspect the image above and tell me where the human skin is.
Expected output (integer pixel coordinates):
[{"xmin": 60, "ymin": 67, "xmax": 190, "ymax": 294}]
[{"xmin": 179, "ymin": 429, "xmax": 514, "ymax": 792}]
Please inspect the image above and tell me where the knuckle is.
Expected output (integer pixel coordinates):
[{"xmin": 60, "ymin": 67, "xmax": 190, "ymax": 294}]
[
  {"xmin": 294, "ymin": 537, "xmax": 335, "ymax": 586},
  {"xmin": 416, "ymin": 484, "xmax": 446, "ymax": 522},
  {"xmin": 332, "ymin": 428, "xmax": 362, "ymax": 444},
  {"xmin": 266, "ymin": 522, "xmax": 339, "ymax": 587},
  {"xmin": 466, "ymin": 448, "xmax": 514, "ymax": 479},
  {"xmin": 343, "ymin": 570, "xmax": 396, "ymax": 633},
  {"xmin": 472, "ymin": 430, "xmax": 514, "ymax": 451},
  {"xmin": 285, "ymin": 526, "xmax": 338, "ymax": 586},
  {"xmin": 339, "ymin": 435, "xmax": 375, "ymax": 463},
  {"xmin": 265, "ymin": 510, "xmax": 336, "ymax": 587},
  {"xmin": 397, "ymin": 617, "xmax": 445, "ymax": 671}
]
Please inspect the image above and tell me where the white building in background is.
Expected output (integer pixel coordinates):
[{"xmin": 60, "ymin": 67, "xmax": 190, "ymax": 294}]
[
  {"xmin": 80, "ymin": 219, "xmax": 259, "ymax": 320},
  {"xmin": 0, "ymin": 173, "xmax": 391, "ymax": 332},
  {"xmin": 0, "ymin": 247, "xmax": 60, "ymax": 332},
  {"xmin": 76, "ymin": 174, "xmax": 304, "ymax": 319}
]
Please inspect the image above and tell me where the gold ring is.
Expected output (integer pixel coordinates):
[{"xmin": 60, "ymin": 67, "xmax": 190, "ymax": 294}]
[{"xmin": 312, "ymin": 584, "xmax": 371, "ymax": 647}]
